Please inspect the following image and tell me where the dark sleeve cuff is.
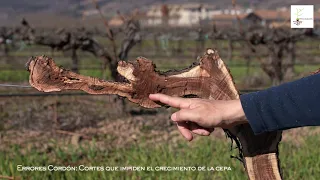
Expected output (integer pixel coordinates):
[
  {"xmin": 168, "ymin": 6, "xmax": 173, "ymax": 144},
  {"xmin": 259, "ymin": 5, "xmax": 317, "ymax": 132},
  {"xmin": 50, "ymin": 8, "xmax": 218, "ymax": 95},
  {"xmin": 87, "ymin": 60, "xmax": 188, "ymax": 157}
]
[{"xmin": 240, "ymin": 92, "xmax": 267, "ymax": 134}]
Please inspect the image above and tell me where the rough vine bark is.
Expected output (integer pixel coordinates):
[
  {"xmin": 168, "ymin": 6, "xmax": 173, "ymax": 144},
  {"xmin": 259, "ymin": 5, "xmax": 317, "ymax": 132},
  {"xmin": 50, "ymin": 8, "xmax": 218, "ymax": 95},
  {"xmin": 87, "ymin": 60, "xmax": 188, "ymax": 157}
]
[
  {"xmin": 194, "ymin": 28, "xmax": 205, "ymax": 59},
  {"xmin": 27, "ymin": 49, "xmax": 282, "ymax": 180},
  {"xmin": 210, "ymin": 25, "xmax": 308, "ymax": 85},
  {"xmin": 118, "ymin": 17, "xmax": 141, "ymax": 61},
  {"xmin": 0, "ymin": 27, "xmax": 13, "ymax": 62}
]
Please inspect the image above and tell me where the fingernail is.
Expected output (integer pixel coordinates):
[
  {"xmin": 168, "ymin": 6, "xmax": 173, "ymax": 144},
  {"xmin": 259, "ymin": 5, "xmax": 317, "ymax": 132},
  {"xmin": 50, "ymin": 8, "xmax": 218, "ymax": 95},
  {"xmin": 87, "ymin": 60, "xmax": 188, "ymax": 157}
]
[
  {"xmin": 149, "ymin": 94, "xmax": 156, "ymax": 99},
  {"xmin": 203, "ymin": 132, "xmax": 210, "ymax": 136},
  {"xmin": 187, "ymin": 137, "xmax": 193, "ymax": 141},
  {"xmin": 171, "ymin": 113, "xmax": 177, "ymax": 121}
]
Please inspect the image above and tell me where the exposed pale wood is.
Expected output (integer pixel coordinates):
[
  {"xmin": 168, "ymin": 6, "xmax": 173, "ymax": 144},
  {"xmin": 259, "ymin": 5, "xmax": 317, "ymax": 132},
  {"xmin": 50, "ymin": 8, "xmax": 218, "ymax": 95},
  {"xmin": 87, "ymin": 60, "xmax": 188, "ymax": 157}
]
[{"xmin": 245, "ymin": 153, "xmax": 281, "ymax": 180}]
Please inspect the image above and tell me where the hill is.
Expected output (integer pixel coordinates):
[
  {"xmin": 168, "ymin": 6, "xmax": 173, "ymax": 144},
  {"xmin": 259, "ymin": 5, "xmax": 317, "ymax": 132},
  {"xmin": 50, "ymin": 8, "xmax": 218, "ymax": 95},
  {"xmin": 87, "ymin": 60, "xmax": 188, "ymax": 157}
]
[{"xmin": 0, "ymin": 0, "xmax": 319, "ymax": 25}]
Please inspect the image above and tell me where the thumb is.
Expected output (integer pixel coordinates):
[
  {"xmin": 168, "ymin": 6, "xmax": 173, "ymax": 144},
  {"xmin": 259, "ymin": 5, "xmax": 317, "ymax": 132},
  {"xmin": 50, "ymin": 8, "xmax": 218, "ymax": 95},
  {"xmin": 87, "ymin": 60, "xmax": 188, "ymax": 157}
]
[{"xmin": 171, "ymin": 109, "xmax": 200, "ymax": 124}]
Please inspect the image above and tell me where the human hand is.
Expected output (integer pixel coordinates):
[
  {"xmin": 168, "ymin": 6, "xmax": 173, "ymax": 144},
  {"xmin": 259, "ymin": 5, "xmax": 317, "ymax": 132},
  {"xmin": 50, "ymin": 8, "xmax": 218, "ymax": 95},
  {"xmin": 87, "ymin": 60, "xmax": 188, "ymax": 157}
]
[{"xmin": 149, "ymin": 94, "xmax": 247, "ymax": 141}]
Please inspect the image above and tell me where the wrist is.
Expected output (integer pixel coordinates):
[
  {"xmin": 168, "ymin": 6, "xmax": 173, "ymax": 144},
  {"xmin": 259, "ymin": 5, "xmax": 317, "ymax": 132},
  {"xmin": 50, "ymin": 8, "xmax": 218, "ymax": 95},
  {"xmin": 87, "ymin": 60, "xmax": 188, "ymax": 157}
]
[{"xmin": 222, "ymin": 100, "xmax": 248, "ymax": 125}]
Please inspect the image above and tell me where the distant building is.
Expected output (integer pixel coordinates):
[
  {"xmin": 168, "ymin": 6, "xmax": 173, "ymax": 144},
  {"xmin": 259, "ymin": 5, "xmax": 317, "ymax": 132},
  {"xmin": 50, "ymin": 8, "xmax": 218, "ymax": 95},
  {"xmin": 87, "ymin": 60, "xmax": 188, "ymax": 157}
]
[
  {"xmin": 213, "ymin": 9, "xmax": 292, "ymax": 28},
  {"xmin": 108, "ymin": 16, "xmax": 124, "ymax": 27},
  {"xmin": 243, "ymin": 12, "xmax": 263, "ymax": 25},
  {"xmin": 144, "ymin": 3, "xmax": 218, "ymax": 27},
  {"xmin": 315, "ymin": 11, "xmax": 320, "ymax": 26},
  {"xmin": 212, "ymin": 13, "xmax": 247, "ymax": 27},
  {"xmin": 248, "ymin": 10, "xmax": 290, "ymax": 27},
  {"xmin": 82, "ymin": 9, "xmax": 99, "ymax": 17}
]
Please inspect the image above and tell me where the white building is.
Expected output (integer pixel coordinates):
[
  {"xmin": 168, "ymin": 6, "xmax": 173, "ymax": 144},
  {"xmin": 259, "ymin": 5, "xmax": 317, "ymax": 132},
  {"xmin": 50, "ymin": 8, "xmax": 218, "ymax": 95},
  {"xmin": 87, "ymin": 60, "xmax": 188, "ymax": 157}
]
[{"xmin": 145, "ymin": 3, "xmax": 218, "ymax": 27}]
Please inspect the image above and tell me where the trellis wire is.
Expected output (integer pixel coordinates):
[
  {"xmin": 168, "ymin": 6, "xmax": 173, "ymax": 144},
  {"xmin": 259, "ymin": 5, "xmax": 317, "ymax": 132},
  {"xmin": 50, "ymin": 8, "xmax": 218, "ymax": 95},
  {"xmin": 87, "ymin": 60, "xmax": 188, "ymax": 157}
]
[{"xmin": 0, "ymin": 89, "xmax": 262, "ymax": 97}]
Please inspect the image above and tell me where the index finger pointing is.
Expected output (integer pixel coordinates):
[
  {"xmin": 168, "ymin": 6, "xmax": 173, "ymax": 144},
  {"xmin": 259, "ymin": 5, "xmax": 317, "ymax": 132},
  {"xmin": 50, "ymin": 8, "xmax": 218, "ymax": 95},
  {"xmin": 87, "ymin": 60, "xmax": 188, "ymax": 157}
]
[{"xmin": 149, "ymin": 93, "xmax": 191, "ymax": 109}]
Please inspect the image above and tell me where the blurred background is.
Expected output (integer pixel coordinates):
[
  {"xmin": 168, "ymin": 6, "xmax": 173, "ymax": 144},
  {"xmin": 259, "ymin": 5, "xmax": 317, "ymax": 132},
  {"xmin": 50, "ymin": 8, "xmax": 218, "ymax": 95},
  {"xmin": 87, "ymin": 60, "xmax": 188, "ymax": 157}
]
[{"xmin": 1, "ymin": 0, "xmax": 320, "ymax": 179}]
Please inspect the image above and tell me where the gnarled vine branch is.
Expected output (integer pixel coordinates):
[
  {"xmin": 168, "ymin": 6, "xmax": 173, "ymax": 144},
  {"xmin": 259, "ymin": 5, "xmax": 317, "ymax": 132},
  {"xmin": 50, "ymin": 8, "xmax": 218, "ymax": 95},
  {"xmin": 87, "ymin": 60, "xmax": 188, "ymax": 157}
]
[{"xmin": 27, "ymin": 49, "xmax": 282, "ymax": 180}]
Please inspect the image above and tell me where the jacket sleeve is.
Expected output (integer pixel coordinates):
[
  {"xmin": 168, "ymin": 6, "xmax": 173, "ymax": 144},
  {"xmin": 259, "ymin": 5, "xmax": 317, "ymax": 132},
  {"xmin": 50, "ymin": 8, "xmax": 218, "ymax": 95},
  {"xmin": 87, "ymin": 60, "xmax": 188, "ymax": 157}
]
[{"xmin": 240, "ymin": 73, "xmax": 320, "ymax": 134}]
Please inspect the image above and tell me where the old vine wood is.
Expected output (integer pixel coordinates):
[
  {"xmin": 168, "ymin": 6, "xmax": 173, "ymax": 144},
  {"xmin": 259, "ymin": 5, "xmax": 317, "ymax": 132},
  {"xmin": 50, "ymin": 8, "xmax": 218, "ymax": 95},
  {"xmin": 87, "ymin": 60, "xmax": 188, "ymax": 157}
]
[{"xmin": 27, "ymin": 49, "xmax": 282, "ymax": 180}]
